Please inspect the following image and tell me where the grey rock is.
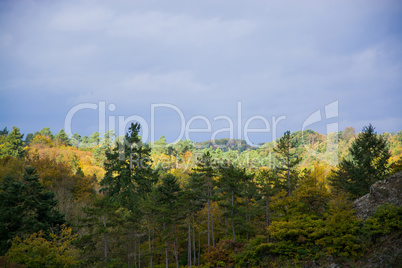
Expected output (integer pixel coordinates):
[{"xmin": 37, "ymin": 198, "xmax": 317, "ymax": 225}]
[{"xmin": 354, "ymin": 172, "xmax": 402, "ymax": 220}]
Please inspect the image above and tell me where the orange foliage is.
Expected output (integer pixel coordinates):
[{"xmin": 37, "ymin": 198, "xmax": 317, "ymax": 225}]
[{"xmin": 28, "ymin": 144, "xmax": 104, "ymax": 181}]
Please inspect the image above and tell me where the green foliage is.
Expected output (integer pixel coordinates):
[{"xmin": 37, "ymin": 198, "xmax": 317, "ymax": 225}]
[
  {"xmin": 315, "ymin": 193, "xmax": 361, "ymax": 258},
  {"xmin": 100, "ymin": 123, "xmax": 156, "ymax": 211},
  {"xmin": 0, "ymin": 167, "xmax": 65, "ymax": 254},
  {"xmin": 217, "ymin": 162, "xmax": 253, "ymax": 240},
  {"xmin": 25, "ymin": 133, "xmax": 34, "ymax": 146},
  {"xmin": 202, "ymin": 239, "xmax": 243, "ymax": 267},
  {"xmin": 6, "ymin": 225, "xmax": 79, "ymax": 268},
  {"xmin": 70, "ymin": 133, "xmax": 81, "ymax": 148},
  {"xmin": 273, "ymin": 131, "xmax": 301, "ymax": 196},
  {"xmin": 0, "ymin": 126, "xmax": 25, "ymax": 158},
  {"xmin": 363, "ymin": 203, "xmax": 402, "ymax": 242},
  {"xmin": 76, "ymin": 195, "xmax": 127, "ymax": 266},
  {"xmin": 234, "ymin": 236, "xmax": 272, "ymax": 267},
  {"xmin": 54, "ymin": 129, "xmax": 70, "ymax": 146},
  {"xmin": 330, "ymin": 124, "xmax": 391, "ymax": 198},
  {"xmin": 89, "ymin": 132, "xmax": 100, "ymax": 146},
  {"xmin": 267, "ymin": 180, "xmax": 360, "ymax": 260},
  {"xmin": 35, "ymin": 127, "xmax": 54, "ymax": 139},
  {"xmin": 0, "ymin": 124, "xmax": 400, "ymax": 266}
]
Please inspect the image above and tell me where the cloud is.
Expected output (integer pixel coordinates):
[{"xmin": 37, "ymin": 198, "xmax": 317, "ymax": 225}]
[{"xmin": 0, "ymin": 0, "xmax": 401, "ymax": 141}]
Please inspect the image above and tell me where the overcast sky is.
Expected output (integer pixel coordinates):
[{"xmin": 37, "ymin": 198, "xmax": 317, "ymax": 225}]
[{"xmin": 1, "ymin": 0, "xmax": 401, "ymax": 144}]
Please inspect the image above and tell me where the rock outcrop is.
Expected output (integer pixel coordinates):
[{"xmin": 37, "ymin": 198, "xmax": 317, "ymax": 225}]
[{"xmin": 354, "ymin": 172, "xmax": 402, "ymax": 220}]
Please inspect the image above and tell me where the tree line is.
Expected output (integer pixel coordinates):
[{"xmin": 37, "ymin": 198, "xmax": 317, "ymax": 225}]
[{"xmin": 0, "ymin": 123, "xmax": 400, "ymax": 267}]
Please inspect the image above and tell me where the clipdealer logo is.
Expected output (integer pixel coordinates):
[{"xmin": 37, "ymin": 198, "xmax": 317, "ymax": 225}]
[{"xmin": 64, "ymin": 100, "xmax": 339, "ymax": 167}]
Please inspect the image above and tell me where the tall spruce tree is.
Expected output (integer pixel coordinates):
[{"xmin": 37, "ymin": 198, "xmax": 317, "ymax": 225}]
[
  {"xmin": 330, "ymin": 124, "xmax": 390, "ymax": 197},
  {"xmin": 255, "ymin": 168, "xmax": 283, "ymax": 241},
  {"xmin": 100, "ymin": 123, "xmax": 156, "ymax": 211},
  {"xmin": 273, "ymin": 131, "xmax": 301, "ymax": 196},
  {"xmin": 192, "ymin": 151, "xmax": 217, "ymax": 250}
]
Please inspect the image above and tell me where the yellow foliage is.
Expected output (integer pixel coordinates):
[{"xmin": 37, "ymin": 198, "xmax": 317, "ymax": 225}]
[
  {"xmin": 6, "ymin": 225, "xmax": 79, "ymax": 267},
  {"xmin": 31, "ymin": 135, "xmax": 54, "ymax": 147}
]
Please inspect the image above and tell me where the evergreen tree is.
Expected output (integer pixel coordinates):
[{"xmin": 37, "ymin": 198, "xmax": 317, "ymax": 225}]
[
  {"xmin": 192, "ymin": 151, "xmax": 217, "ymax": 249},
  {"xmin": 217, "ymin": 162, "xmax": 252, "ymax": 241},
  {"xmin": 24, "ymin": 133, "xmax": 34, "ymax": 146},
  {"xmin": 273, "ymin": 131, "xmax": 301, "ymax": 196},
  {"xmin": 80, "ymin": 136, "xmax": 91, "ymax": 148},
  {"xmin": 70, "ymin": 133, "xmax": 82, "ymax": 148},
  {"xmin": 0, "ymin": 167, "xmax": 65, "ymax": 254},
  {"xmin": 77, "ymin": 195, "xmax": 123, "ymax": 266},
  {"xmin": 0, "ymin": 127, "xmax": 8, "ymax": 136},
  {"xmin": 0, "ymin": 126, "xmax": 24, "ymax": 158},
  {"xmin": 36, "ymin": 127, "xmax": 53, "ymax": 139},
  {"xmin": 330, "ymin": 124, "xmax": 391, "ymax": 197},
  {"xmin": 157, "ymin": 173, "xmax": 183, "ymax": 267},
  {"xmin": 255, "ymin": 168, "xmax": 283, "ymax": 241},
  {"xmin": 89, "ymin": 132, "xmax": 100, "ymax": 146},
  {"xmin": 54, "ymin": 129, "xmax": 70, "ymax": 146},
  {"xmin": 100, "ymin": 123, "xmax": 156, "ymax": 211}
]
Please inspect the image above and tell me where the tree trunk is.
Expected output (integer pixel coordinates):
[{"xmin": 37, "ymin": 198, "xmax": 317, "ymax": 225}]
[
  {"xmin": 198, "ymin": 226, "xmax": 201, "ymax": 267},
  {"xmin": 174, "ymin": 234, "xmax": 179, "ymax": 268},
  {"xmin": 232, "ymin": 192, "xmax": 235, "ymax": 241},
  {"xmin": 188, "ymin": 214, "xmax": 192, "ymax": 267},
  {"xmin": 266, "ymin": 196, "xmax": 270, "ymax": 242},
  {"xmin": 287, "ymin": 149, "xmax": 291, "ymax": 196},
  {"xmin": 246, "ymin": 198, "xmax": 249, "ymax": 241},
  {"xmin": 103, "ymin": 215, "xmax": 107, "ymax": 268},
  {"xmin": 211, "ymin": 200, "xmax": 215, "ymax": 248},
  {"xmin": 207, "ymin": 197, "xmax": 211, "ymax": 250},
  {"xmin": 164, "ymin": 223, "xmax": 168, "ymax": 268},
  {"xmin": 138, "ymin": 234, "xmax": 141, "ymax": 268},
  {"xmin": 192, "ymin": 214, "xmax": 196, "ymax": 266},
  {"xmin": 225, "ymin": 205, "xmax": 228, "ymax": 237},
  {"xmin": 148, "ymin": 223, "xmax": 153, "ymax": 268}
]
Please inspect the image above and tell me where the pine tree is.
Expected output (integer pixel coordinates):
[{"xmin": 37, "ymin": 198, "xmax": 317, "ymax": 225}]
[
  {"xmin": 89, "ymin": 132, "xmax": 100, "ymax": 146},
  {"xmin": 100, "ymin": 123, "xmax": 156, "ymax": 211},
  {"xmin": 0, "ymin": 167, "xmax": 65, "ymax": 254},
  {"xmin": 192, "ymin": 151, "xmax": 217, "ymax": 249},
  {"xmin": 157, "ymin": 174, "xmax": 183, "ymax": 268},
  {"xmin": 77, "ymin": 195, "xmax": 123, "ymax": 266},
  {"xmin": 54, "ymin": 129, "xmax": 70, "ymax": 146},
  {"xmin": 255, "ymin": 168, "xmax": 283, "ymax": 241},
  {"xmin": 330, "ymin": 124, "xmax": 391, "ymax": 197},
  {"xmin": 273, "ymin": 131, "xmax": 301, "ymax": 196},
  {"xmin": 217, "ymin": 162, "xmax": 252, "ymax": 241},
  {"xmin": 70, "ymin": 133, "xmax": 82, "ymax": 148}
]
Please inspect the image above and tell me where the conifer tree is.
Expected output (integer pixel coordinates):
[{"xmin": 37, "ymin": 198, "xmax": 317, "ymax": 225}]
[
  {"xmin": 0, "ymin": 167, "xmax": 65, "ymax": 254},
  {"xmin": 330, "ymin": 124, "xmax": 390, "ymax": 197},
  {"xmin": 54, "ymin": 129, "xmax": 70, "ymax": 146},
  {"xmin": 216, "ymin": 162, "xmax": 248, "ymax": 241},
  {"xmin": 89, "ymin": 132, "xmax": 100, "ymax": 146},
  {"xmin": 0, "ymin": 126, "xmax": 24, "ymax": 158},
  {"xmin": 192, "ymin": 151, "xmax": 217, "ymax": 249},
  {"xmin": 255, "ymin": 168, "xmax": 282, "ymax": 241},
  {"xmin": 100, "ymin": 123, "xmax": 156, "ymax": 211},
  {"xmin": 273, "ymin": 131, "xmax": 301, "ymax": 196}
]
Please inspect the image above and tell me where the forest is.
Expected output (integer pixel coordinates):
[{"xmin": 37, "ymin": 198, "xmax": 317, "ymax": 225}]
[{"xmin": 0, "ymin": 124, "xmax": 401, "ymax": 267}]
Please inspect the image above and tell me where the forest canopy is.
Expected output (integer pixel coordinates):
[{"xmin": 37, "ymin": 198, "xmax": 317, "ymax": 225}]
[{"xmin": 0, "ymin": 124, "xmax": 401, "ymax": 267}]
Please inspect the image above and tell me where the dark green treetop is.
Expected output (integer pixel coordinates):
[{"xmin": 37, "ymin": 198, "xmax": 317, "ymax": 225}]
[
  {"xmin": 0, "ymin": 167, "xmax": 65, "ymax": 254},
  {"xmin": 273, "ymin": 131, "xmax": 301, "ymax": 196},
  {"xmin": 330, "ymin": 124, "xmax": 391, "ymax": 197},
  {"xmin": 100, "ymin": 123, "xmax": 156, "ymax": 211}
]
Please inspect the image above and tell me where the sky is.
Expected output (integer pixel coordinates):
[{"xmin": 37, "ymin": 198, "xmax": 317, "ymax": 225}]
[{"xmin": 1, "ymin": 0, "xmax": 401, "ymax": 145}]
